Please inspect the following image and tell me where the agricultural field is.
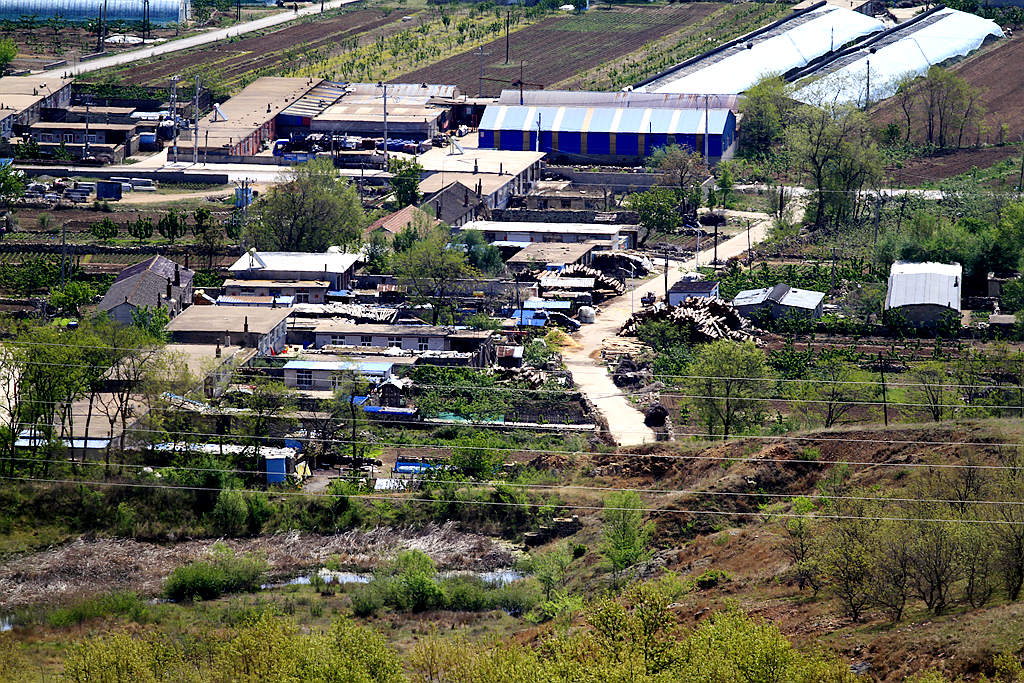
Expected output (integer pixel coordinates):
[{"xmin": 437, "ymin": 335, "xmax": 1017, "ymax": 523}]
[
  {"xmin": 86, "ymin": 8, "xmax": 408, "ymax": 97},
  {"xmin": 399, "ymin": 3, "xmax": 786, "ymax": 96}
]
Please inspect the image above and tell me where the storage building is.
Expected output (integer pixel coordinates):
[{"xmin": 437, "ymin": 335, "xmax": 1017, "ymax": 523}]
[
  {"xmin": 478, "ymin": 104, "xmax": 735, "ymax": 163},
  {"xmin": 0, "ymin": 0, "xmax": 190, "ymax": 24},
  {"xmin": 733, "ymin": 283, "xmax": 824, "ymax": 321},
  {"xmin": 884, "ymin": 261, "xmax": 962, "ymax": 327}
]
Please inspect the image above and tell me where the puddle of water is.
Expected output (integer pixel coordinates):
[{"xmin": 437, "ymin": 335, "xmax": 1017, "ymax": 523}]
[
  {"xmin": 0, "ymin": 615, "xmax": 12, "ymax": 632},
  {"xmin": 262, "ymin": 568, "xmax": 524, "ymax": 590}
]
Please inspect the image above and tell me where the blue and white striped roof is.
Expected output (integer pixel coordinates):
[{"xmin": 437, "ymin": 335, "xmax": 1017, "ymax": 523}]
[{"xmin": 479, "ymin": 105, "xmax": 732, "ymax": 135}]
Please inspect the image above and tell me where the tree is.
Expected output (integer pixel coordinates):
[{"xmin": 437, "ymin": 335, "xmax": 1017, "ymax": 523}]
[
  {"xmin": 49, "ymin": 282, "xmax": 94, "ymax": 316},
  {"xmin": 128, "ymin": 216, "xmax": 153, "ymax": 244},
  {"xmin": 454, "ymin": 228, "xmax": 503, "ymax": 275},
  {"xmin": 910, "ymin": 361, "xmax": 948, "ymax": 422},
  {"xmin": 248, "ymin": 157, "xmax": 365, "ymax": 252},
  {"xmin": 0, "ymin": 163, "xmax": 24, "ymax": 211},
  {"xmin": 0, "ymin": 38, "xmax": 15, "ymax": 76},
  {"xmin": 387, "ymin": 157, "xmax": 423, "ymax": 207},
  {"xmin": 532, "ymin": 544, "xmax": 572, "ymax": 601},
  {"xmin": 686, "ymin": 340, "xmax": 770, "ymax": 438},
  {"xmin": 89, "ymin": 217, "xmax": 119, "ymax": 239},
  {"xmin": 823, "ymin": 514, "xmax": 874, "ymax": 622},
  {"xmin": 243, "ymin": 379, "xmax": 296, "ymax": 460},
  {"xmin": 393, "ymin": 225, "xmax": 478, "ymax": 324},
  {"xmin": 628, "ymin": 187, "xmax": 681, "ymax": 248},
  {"xmin": 778, "ymin": 496, "xmax": 821, "ymax": 594},
  {"xmin": 157, "ymin": 210, "xmax": 187, "ymax": 244},
  {"xmin": 191, "ymin": 206, "xmax": 212, "ymax": 237},
  {"xmin": 738, "ymin": 76, "xmax": 792, "ymax": 156},
  {"xmin": 599, "ymin": 490, "xmax": 653, "ymax": 586},
  {"xmin": 785, "ymin": 90, "xmax": 881, "ymax": 230},
  {"xmin": 648, "ymin": 144, "xmax": 707, "ymax": 217},
  {"xmin": 333, "ymin": 370, "xmax": 371, "ymax": 462},
  {"xmin": 363, "ymin": 230, "xmax": 392, "ymax": 275}
]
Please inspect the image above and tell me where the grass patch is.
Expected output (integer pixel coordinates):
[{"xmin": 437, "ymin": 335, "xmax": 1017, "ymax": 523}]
[{"xmin": 163, "ymin": 544, "xmax": 268, "ymax": 602}]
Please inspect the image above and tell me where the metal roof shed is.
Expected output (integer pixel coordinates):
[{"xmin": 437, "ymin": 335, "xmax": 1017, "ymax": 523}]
[{"xmin": 885, "ymin": 262, "xmax": 962, "ymax": 326}]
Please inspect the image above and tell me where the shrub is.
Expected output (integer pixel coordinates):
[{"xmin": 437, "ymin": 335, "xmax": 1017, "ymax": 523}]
[
  {"xmin": 349, "ymin": 583, "xmax": 384, "ymax": 618},
  {"xmin": 43, "ymin": 592, "xmax": 148, "ymax": 629},
  {"xmin": 163, "ymin": 544, "xmax": 267, "ymax": 601},
  {"xmin": 693, "ymin": 569, "xmax": 731, "ymax": 590},
  {"xmin": 211, "ymin": 489, "xmax": 249, "ymax": 536}
]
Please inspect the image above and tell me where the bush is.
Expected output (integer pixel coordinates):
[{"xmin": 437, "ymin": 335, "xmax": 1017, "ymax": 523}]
[
  {"xmin": 40, "ymin": 592, "xmax": 148, "ymax": 629},
  {"xmin": 211, "ymin": 489, "xmax": 249, "ymax": 536},
  {"xmin": 163, "ymin": 544, "xmax": 267, "ymax": 601},
  {"xmin": 349, "ymin": 583, "xmax": 384, "ymax": 617},
  {"xmin": 693, "ymin": 569, "xmax": 731, "ymax": 590}
]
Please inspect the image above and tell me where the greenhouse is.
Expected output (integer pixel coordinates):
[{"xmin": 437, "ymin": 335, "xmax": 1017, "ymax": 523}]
[
  {"xmin": 641, "ymin": 4, "xmax": 884, "ymax": 95},
  {"xmin": 0, "ymin": 0, "xmax": 190, "ymax": 25},
  {"xmin": 793, "ymin": 7, "xmax": 1003, "ymax": 106}
]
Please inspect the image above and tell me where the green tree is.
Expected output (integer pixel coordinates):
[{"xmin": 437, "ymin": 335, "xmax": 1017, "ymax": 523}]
[
  {"xmin": 157, "ymin": 210, "xmax": 187, "ymax": 244},
  {"xmin": 393, "ymin": 225, "xmax": 478, "ymax": 324},
  {"xmin": 191, "ymin": 205, "xmax": 212, "ymax": 236},
  {"xmin": 532, "ymin": 544, "xmax": 572, "ymax": 601},
  {"xmin": 243, "ymin": 379, "xmax": 296, "ymax": 460},
  {"xmin": 454, "ymin": 228, "xmax": 504, "ymax": 275},
  {"xmin": 89, "ymin": 217, "xmax": 119, "ymax": 239},
  {"xmin": 738, "ymin": 76, "xmax": 792, "ymax": 156},
  {"xmin": 248, "ymin": 157, "xmax": 365, "ymax": 251},
  {"xmin": 131, "ymin": 306, "xmax": 170, "ymax": 340},
  {"xmin": 649, "ymin": 143, "xmax": 707, "ymax": 215},
  {"xmin": 599, "ymin": 490, "xmax": 653, "ymax": 585},
  {"xmin": 0, "ymin": 38, "xmax": 15, "ymax": 76},
  {"xmin": 0, "ymin": 163, "xmax": 24, "ymax": 211},
  {"xmin": 387, "ymin": 157, "xmax": 424, "ymax": 207},
  {"xmin": 364, "ymin": 230, "xmax": 392, "ymax": 275},
  {"xmin": 686, "ymin": 339, "xmax": 770, "ymax": 438},
  {"xmin": 49, "ymin": 281, "xmax": 94, "ymax": 316},
  {"xmin": 128, "ymin": 216, "xmax": 153, "ymax": 244},
  {"xmin": 628, "ymin": 187, "xmax": 681, "ymax": 247},
  {"xmin": 333, "ymin": 370, "xmax": 371, "ymax": 461}
]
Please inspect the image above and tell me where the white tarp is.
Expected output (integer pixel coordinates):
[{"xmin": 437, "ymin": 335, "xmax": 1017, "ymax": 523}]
[
  {"xmin": 646, "ymin": 6, "xmax": 884, "ymax": 94},
  {"xmin": 794, "ymin": 8, "xmax": 1004, "ymax": 105}
]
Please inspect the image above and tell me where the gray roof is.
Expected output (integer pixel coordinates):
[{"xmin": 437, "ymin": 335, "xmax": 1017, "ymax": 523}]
[
  {"xmin": 733, "ymin": 283, "xmax": 824, "ymax": 310},
  {"xmin": 884, "ymin": 261, "xmax": 962, "ymax": 311},
  {"xmin": 115, "ymin": 255, "xmax": 193, "ymax": 286},
  {"xmin": 99, "ymin": 269, "xmax": 181, "ymax": 312},
  {"xmin": 228, "ymin": 251, "xmax": 361, "ymax": 275}
]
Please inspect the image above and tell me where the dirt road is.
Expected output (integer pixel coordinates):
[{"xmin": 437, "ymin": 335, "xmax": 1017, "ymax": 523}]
[{"xmin": 564, "ymin": 216, "xmax": 770, "ymax": 446}]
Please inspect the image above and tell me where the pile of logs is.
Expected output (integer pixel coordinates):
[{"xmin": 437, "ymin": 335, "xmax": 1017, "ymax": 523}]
[
  {"xmin": 560, "ymin": 264, "xmax": 626, "ymax": 295},
  {"xmin": 618, "ymin": 298, "xmax": 752, "ymax": 344},
  {"xmin": 591, "ymin": 252, "xmax": 654, "ymax": 280}
]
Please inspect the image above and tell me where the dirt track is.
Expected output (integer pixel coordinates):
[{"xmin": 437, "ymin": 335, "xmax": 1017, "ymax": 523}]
[{"xmin": 0, "ymin": 522, "xmax": 515, "ymax": 609}]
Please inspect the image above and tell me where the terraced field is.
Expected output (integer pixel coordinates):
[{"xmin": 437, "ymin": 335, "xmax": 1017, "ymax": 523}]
[
  {"xmin": 88, "ymin": 8, "xmax": 407, "ymax": 96},
  {"xmin": 399, "ymin": 4, "xmax": 733, "ymax": 96}
]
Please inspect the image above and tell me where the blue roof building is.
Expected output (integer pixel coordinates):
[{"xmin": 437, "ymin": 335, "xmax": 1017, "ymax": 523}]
[{"xmin": 478, "ymin": 104, "xmax": 736, "ymax": 162}]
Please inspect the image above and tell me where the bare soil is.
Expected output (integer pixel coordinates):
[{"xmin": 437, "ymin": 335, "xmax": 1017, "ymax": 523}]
[
  {"xmin": 0, "ymin": 522, "xmax": 516, "ymax": 609},
  {"xmin": 398, "ymin": 4, "xmax": 721, "ymax": 97}
]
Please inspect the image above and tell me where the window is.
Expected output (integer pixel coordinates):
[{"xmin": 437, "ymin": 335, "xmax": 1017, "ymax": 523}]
[
  {"xmin": 417, "ymin": 337, "xmax": 429, "ymax": 351},
  {"xmin": 62, "ymin": 133, "xmax": 74, "ymax": 143},
  {"xmin": 330, "ymin": 373, "xmax": 343, "ymax": 390},
  {"xmin": 387, "ymin": 336, "xmax": 402, "ymax": 348},
  {"xmin": 560, "ymin": 199, "xmax": 572, "ymax": 209},
  {"xmin": 360, "ymin": 335, "xmax": 373, "ymax": 347},
  {"xmin": 331, "ymin": 335, "xmax": 345, "ymax": 346},
  {"xmin": 295, "ymin": 293, "xmax": 309, "ymax": 304},
  {"xmin": 295, "ymin": 370, "xmax": 312, "ymax": 388}
]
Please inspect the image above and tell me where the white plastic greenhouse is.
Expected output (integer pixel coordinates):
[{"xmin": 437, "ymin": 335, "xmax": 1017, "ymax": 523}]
[
  {"xmin": 793, "ymin": 8, "xmax": 1004, "ymax": 106},
  {"xmin": 0, "ymin": 0, "xmax": 190, "ymax": 25},
  {"xmin": 642, "ymin": 5, "xmax": 884, "ymax": 95}
]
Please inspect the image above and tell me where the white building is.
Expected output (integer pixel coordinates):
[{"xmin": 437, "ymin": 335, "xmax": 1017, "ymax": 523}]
[{"xmin": 884, "ymin": 261, "xmax": 962, "ymax": 327}]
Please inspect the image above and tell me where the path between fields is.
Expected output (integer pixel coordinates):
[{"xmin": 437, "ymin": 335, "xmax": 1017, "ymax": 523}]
[
  {"xmin": 38, "ymin": 0, "xmax": 362, "ymax": 80},
  {"xmin": 564, "ymin": 216, "xmax": 770, "ymax": 447}
]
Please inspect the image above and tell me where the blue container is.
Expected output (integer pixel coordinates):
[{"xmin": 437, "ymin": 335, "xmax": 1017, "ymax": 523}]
[
  {"xmin": 96, "ymin": 180, "xmax": 122, "ymax": 200},
  {"xmin": 139, "ymin": 132, "xmax": 157, "ymax": 145},
  {"xmin": 265, "ymin": 455, "xmax": 288, "ymax": 484}
]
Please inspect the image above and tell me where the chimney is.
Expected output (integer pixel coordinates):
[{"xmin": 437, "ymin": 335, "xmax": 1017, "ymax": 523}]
[
  {"xmin": 184, "ymin": 253, "xmax": 189, "ymax": 270},
  {"xmin": 174, "ymin": 263, "xmax": 180, "ymax": 286},
  {"xmin": 166, "ymin": 279, "xmax": 172, "ymax": 299},
  {"xmin": 463, "ymin": 188, "xmax": 468, "ymax": 207},
  {"xmin": 244, "ymin": 316, "xmax": 249, "ymax": 335},
  {"xmin": 473, "ymin": 159, "xmax": 478, "ymax": 173},
  {"xmin": 215, "ymin": 342, "xmax": 221, "ymax": 358},
  {"xmin": 499, "ymin": 162, "xmax": 503, "ymax": 175}
]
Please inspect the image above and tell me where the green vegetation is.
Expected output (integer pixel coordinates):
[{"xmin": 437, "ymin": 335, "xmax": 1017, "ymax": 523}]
[{"xmin": 163, "ymin": 545, "xmax": 268, "ymax": 602}]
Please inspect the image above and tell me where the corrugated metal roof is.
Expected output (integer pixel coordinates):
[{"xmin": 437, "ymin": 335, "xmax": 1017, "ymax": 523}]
[
  {"xmin": 278, "ymin": 80, "xmax": 348, "ymax": 118},
  {"xmin": 497, "ymin": 90, "xmax": 741, "ymax": 110},
  {"xmin": 283, "ymin": 359, "xmax": 394, "ymax": 373},
  {"xmin": 733, "ymin": 286, "xmax": 773, "ymax": 307},
  {"xmin": 479, "ymin": 105, "xmax": 732, "ymax": 135},
  {"xmin": 733, "ymin": 283, "xmax": 824, "ymax": 310},
  {"xmin": 885, "ymin": 261, "xmax": 962, "ymax": 311},
  {"xmin": 523, "ymin": 298, "xmax": 573, "ymax": 310}
]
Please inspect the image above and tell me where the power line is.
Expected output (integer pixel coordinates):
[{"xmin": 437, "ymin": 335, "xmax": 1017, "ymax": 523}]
[{"xmin": 5, "ymin": 475, "xmax": 1023, "ymax": 526}]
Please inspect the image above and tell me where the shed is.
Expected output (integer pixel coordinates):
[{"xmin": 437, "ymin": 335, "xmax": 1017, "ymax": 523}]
[
  {"xmin": 733, "ymin": 283, "xmax": 824, "ymax": 321},
  {"xmin": 884, "ymin": 261, "xmax": 962, "ymax": 326},
  {"xmin": 668, "ymin": 279, "xmax": 720, "ymax": 306},
  {"xmin": 478, "ymin": 104, "xmax": 736, "ymax": 161}
]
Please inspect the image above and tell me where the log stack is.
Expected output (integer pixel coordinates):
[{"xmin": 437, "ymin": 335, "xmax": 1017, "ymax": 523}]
[{"xmin": 619, "ymin": 298, "xmax": 753, "ymax": 344}]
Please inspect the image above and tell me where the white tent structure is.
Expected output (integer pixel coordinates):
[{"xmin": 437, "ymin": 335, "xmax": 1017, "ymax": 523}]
[
  {"xmin": 642, "ymin": 5, "xmax": 883, "ymax": 95},
  {"xmin": 794, "ymin": 8, "xmax": 1003, "ymax": 106}
]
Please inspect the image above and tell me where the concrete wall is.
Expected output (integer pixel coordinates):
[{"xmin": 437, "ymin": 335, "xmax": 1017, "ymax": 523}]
[
  {"xmin": 284, "ymin": 366, "xmax": 391, "ymax": 391},
  {"xmin": 544, "ymin": 167, "xmax": 662, "ymax": 192},
  {"xmin": 225, "ymin": 284, "xmax": 328, "ymax": 304},
  {"xmin": 314, "ymin": 332, "xmax": 448, "ymax": 351},
  {"xmin": 892, "ymin": 303, "xmax": 959, "ymax": 327},
  {"xmin": 492, "ymin": 208, "xmax": 638, "ymax": 224}
]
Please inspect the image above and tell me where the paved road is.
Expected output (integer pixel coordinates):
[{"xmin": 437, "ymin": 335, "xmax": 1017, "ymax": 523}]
[
  {"xmin": 39, "ymin": 0, "xmax": 362, "ymax": 79},
  {"xmin": 564, "ymin": 216, "xmax": 771, "ymax": 447}
]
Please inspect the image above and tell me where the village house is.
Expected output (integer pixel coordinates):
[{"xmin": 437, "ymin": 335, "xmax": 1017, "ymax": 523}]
[{"xmin": 98, "ymin": 256, "xmax": 194, "ymax": 324}]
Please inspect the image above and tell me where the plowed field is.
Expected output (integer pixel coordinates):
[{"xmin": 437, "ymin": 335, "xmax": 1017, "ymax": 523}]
[
  {"xmin": 106, "ymin": 9, "xmax": 404, "ymax": 93},
  {"xmin": 398, "ymin": 4, "xmax": 721, "ymax": 97}
]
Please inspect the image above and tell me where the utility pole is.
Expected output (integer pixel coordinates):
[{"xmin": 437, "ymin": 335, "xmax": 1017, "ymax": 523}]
[
  {"xmin": 703, "ymin": 94, "xmax": 709, "ymax": 161},
  {"xmin": 830, "ymin": 246, "xmax": 837, "ymax": 291},
  {"xmin": 878, "ymin": 351, "xmax": 889, "ymax": 427},
  {"xmin": 873, "ymin": 196, "xmax": 881, "ymax": 244},
  {"xmin": 380, "ymin": 81, "xmax": 387, "ymax": 166},
  {"xmin": 746, "ymin": 219, "xmax": 751, "ymax": 266},
  {"xmin": 96, "ymin": 0, "xmax": 107, "ymax": 53},
  {"xmin": 477, "ymin": 46, "xmax": 484, "ymax": 97},
  {"xmin": 713, "ymin": 222, "xmax": 718, "ymax": 268},
  {"xmin": 83, "ymin": 98, "xmax": 91, "ymax": 158},
  {"xmin": 59, "ymin": 221, "xmax": 67, "ymax": 287},
  {"xmin": 192, "ymin": 75, "xmax": 200, "ymax": 165},
  {"xmin": 1017, "ymin": 137, "xmax": 1024, "ymax": 196},
  {"xmin": 505, "ymin": 11, "xmax": 510, "ymax": 64},
  {"xmin": 664, "ymin": 255, "xmax": 669, "ymax": 300},
  {"xmin": 170, "ymin": 75, "xmax": 180, "ymax": 162}
]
